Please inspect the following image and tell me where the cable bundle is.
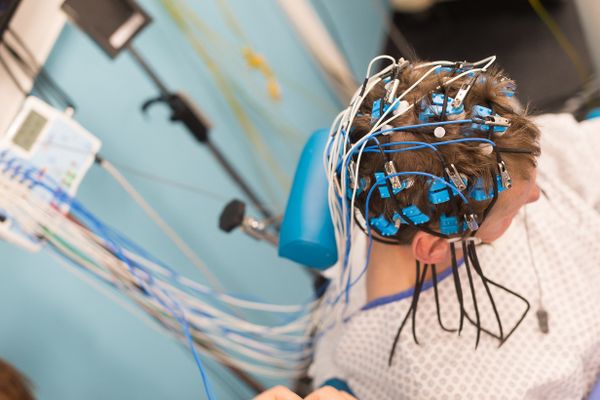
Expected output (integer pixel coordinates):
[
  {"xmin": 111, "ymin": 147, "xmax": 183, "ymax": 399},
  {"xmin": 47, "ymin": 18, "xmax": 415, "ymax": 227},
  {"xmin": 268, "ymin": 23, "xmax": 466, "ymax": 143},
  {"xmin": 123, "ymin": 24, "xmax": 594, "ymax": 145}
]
[{"xmin": 0, "ymin": 151, "xmax": 318, "ymax": 397}]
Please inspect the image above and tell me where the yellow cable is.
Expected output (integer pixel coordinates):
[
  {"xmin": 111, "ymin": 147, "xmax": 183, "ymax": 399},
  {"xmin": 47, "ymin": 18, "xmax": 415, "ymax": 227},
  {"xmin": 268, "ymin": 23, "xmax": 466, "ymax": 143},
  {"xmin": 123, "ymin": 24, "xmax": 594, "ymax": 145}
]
[
  {"xmin": 161, "ymin": 0, "xmax": 290, "ymax": 203},
  {"xmin": 216, "ymin": 0, "xmax": 282, "ymax": 101},
  {"xmin": 242, "ymin": 47, "xmax": 281, "ymax": 101},
  {"xmin": 158, "ymin": 1, "xmax": 338, "ymax": 114},
  {"xmin": 528, "ymin": 0, "xmax": 590, "ymax": 84},
  {"xmin": 157, "ymin": 0, "xmax": 333, "ymax": 143}
]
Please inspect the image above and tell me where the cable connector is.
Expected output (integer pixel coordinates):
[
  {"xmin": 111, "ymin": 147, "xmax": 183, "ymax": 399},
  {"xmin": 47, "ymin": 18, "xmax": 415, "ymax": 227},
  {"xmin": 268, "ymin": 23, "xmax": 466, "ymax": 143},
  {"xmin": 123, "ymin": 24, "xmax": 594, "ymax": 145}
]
[
  {"xmin": 445, "ymin": 164, "xmax": 467, "ymax": 191},
  {"xmin": 498, "ymin": 160, "xmax": 512, "ymax": 189},
  {"xmin": 452, "ymin": 83, "xmax": 472, "ymax": 108},
  {"xmin": 348, "ymin": 160, "xmax": 358, "ymax": 189},
  {"xmin": 485, "ymin": 115, "xmax": 511, "ymax": 136},
  {"xmin": 536, "ymin": 308, "xmax": 549, "ymax": 334},
  {"xmin": 385, "ymin": 59, "xmax": 409, "ymax": 104},
  {"xmin": 386, "ymin": 79, "xmax": 400, "ymax": 104},
  {"xmin": 384, "ymin": 160, "xmax": 402, "ymax": 190},
  {"xmin": 464, "ymin": 213, "xmax": 479, "ymax": 232},
  {"xmin": 485, "ymin": 115, "xmax": 511, "ymax": 127}
]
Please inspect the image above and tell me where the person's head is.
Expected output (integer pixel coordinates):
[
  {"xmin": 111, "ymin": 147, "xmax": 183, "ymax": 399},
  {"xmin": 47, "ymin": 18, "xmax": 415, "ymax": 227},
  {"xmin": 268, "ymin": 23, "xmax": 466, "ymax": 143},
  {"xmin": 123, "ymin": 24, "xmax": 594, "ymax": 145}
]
[
  {"xmin": 348, "ymin": 58, "xmax": 541, "ymax": 264},
  {"xmin": 0, "ymin": 359, "xmax": 34, "ymax": 400}
]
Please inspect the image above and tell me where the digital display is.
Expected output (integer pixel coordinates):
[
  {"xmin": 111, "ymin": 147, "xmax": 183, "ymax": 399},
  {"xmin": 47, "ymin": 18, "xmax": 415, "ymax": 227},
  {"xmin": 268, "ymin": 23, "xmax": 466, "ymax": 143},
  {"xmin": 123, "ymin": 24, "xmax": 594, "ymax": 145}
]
[{"xmin": 12, "ymin": 110, "xmax": 47, "ymax": 152}]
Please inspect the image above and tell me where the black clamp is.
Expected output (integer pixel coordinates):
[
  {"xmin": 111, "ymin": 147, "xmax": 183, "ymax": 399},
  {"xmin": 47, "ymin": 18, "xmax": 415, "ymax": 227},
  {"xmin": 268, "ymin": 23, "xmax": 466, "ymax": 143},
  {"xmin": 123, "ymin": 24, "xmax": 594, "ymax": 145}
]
[{"xmin": 142, "ymin": 92, "xmax": 211, "ymax": 143}]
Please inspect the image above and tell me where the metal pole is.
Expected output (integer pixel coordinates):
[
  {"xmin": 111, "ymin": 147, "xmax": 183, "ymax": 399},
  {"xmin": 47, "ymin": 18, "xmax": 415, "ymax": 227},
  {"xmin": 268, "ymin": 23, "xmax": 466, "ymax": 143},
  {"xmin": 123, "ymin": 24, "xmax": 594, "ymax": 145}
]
[
  {"xmin": 127, "ymin": 44, "xmax": 170, "ymax": 95},
  {"xmin": 126, "ymin": 44, "xmax": 274, "ymax": 220}
]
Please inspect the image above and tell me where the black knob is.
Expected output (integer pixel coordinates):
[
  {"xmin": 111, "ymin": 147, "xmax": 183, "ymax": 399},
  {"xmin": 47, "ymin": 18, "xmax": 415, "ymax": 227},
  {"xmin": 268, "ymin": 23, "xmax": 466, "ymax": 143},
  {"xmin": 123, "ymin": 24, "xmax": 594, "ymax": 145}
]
[{"xmin": 219, "ymin": 199, "xmax": 246, "ymax": 232}]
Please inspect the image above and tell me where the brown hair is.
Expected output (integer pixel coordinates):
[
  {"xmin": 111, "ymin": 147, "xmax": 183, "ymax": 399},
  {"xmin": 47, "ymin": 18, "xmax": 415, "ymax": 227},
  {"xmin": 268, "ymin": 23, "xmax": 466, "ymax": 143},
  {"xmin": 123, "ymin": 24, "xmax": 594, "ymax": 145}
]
[
  {"xmin": 351, "ymin": 63, "xmax": 541, "ymax": 243},
  {"xmin": 0, "ymin": 359, "xmax": 34, "ymax": 400}
]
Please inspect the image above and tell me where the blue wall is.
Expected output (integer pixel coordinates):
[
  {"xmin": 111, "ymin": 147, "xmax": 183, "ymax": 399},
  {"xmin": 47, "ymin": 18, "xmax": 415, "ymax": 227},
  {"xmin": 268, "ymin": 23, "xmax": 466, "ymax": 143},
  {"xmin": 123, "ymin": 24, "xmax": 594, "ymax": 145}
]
[{"xmin": 0, "ymin": 1, "xmax": 386, "ymax": 398}]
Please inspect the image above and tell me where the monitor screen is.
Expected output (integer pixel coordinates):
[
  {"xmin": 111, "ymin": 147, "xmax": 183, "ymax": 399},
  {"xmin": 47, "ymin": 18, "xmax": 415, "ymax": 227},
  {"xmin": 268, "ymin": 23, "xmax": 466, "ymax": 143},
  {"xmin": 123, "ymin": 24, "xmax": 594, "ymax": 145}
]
[{"xmin": 12, "ymin": 109, "xmax": 47, "ymax": 152}]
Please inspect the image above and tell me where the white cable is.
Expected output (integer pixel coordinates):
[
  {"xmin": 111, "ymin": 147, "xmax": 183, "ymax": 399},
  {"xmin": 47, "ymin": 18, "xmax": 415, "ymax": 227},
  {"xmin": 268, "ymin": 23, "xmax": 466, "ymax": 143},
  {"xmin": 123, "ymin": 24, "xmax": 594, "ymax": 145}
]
[
  {"xmin": 445, "ymin": 55, "xmax": 497, "ymax": 86},
  {"xmin": 0, "ymin": 164, "xmax": 315, "ymax": 377},
  {"xmin": 370, "ymin": 64, "xmax": 440, "ymax": 132},
  {"xmin": 123, "ymin": 250, "xmax": 319, "ymax": 314},
  {"xmin": 98, "ymin": 159, "xmax": 227, "ymax": 294},
  {"xmin": 365, "ymin": 55, "xmax": 396, "ymax": 80}
]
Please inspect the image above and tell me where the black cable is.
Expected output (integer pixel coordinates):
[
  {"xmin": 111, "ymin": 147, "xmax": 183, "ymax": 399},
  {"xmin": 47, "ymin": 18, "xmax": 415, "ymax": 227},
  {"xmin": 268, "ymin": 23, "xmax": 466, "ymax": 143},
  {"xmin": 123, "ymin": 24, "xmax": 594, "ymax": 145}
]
[
  {"xmin": 462, "ymin": 240, "xmax": 481, "ymax": 348},
  {"xmin": 466, "ymin": 241, "xmax": 504, "ymax": 341},
  {"xmin": 388, "ymin": 260, "xmax": 426, "ymax": 366},
  {"xmin": 462, "ymin": 311, "xmax": 503, "ymax": 342},
  {"xmin": 495, "ymin": 147, "xmax": 535, "ymax": 154},
  {"xmin": 100, "ymin": 157, "xmax": 228, "ymax": 202},
  {"xmin": 476, "ymin": 154, "xmax": 502, "ymax": 229},
  {"xmin": 449, "ymin": 242, "xmax": 465, "ymax": 334},
  {"xmin": 1, "ymin": 42, "xmax": 52, "ymax": 104},
  {"xmin": 354, "ymin": 213, "xmax": 401, "ymax": 245},
  {"xmin": 440, "ymin": 89, "xmax": 450, "ymax": 122},
  {"xmin": 431, "ymin": 263, "xmax": 457, "ymax": 333},
  {"xmin": 438, "ymin": 63, "xmax": 461, "ymax": 123},
  {"xmin": 4, "ymin": 30, "xmax": 76, "ymax": 110},
  {"xmin": 358, "ymin": 77, "xmax": 369, "ymax": 98},
  {"xmin": 410, "ymin": 262, "xmax": 428, "ymax": 345},
  {"xmin": 467, "ymin": 241, "xmax": 530, "ymax": 345},
  {"xmin": 387, "ymin": 290, "xmax": 414, "ymax": 366},
  {"xmin": 0, "ymin": 50, "xmax": 26, "ymax": 95}
]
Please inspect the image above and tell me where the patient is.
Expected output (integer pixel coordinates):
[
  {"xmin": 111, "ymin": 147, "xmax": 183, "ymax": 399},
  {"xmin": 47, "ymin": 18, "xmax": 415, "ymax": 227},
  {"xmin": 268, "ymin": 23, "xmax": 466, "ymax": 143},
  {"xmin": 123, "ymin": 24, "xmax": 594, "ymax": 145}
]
[{"xmin": 259, "ymin": 56, "xmax": 600, "ymax": 399}]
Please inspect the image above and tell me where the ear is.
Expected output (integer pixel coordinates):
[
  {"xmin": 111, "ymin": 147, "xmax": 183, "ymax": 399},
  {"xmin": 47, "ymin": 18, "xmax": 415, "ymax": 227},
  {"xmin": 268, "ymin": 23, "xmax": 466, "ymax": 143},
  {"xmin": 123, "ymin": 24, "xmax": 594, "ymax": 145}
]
[{"xmin": 412, "ymin": 231, "xmax": 449, "ymax": 265}]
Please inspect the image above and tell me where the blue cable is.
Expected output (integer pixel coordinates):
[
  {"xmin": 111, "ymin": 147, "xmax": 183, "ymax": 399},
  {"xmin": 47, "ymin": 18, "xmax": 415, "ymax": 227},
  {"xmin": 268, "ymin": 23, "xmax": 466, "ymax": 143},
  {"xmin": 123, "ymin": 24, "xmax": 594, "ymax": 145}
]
[
  {"xmin": 27, "ymin": 162, "xmax": 316, "ymax": 330},
  {"xmin": 22, "ymin": 162, "xmax": 319, "ymax": 310},
  {"xmin": 77, "ymin": 205, "xmax": 217, "ymax": 400},
  {"xmin": 52, "ymin": 234, "xmax": 311, "ymax": 361},
  {"xmin": 34, "ymin": 168, "xmax": 317, "ymax": 381},
  {"xmin": 378, "ymin": 137, "xmax": 495, "ymax": 148},
  {"xmin": 332, "ymin": 171, "xmax": 469, "ymax": 306},
  {"xmin": 336, "ymin": 121, "xmax": 477, "ymax": 303},
  {"xmin": 17, "ymin": 170, "xmax": 217, "ymax": 400},
  {"xmin": 70, "ymin": 197, "xmax": 218, "ymax": 399},
  {"xmin": 179, "ymin": 314, "xmax": 217, "ymax": 400},
  {"xmin": 377, "ymin": 119, "xmax": 475, "ymax": 135},
  {"xmin": 363, "ymin": 137, "xmax": 496, "ymax": 154},
  {"xmin": 5, "ymin": 157, "xmax": 323, "ymax": 393},
  {"xmin": 336, "ymin": 119, "xmax": 475, "ymax": 170}
]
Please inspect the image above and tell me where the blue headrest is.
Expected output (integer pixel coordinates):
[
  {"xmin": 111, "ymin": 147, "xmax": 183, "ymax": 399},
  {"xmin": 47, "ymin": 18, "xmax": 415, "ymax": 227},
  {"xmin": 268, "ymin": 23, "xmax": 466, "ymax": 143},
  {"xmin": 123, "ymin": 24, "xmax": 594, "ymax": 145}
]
[{"xmin": 278, "ymin": 129, "xmax": 338, "ymax": 270}]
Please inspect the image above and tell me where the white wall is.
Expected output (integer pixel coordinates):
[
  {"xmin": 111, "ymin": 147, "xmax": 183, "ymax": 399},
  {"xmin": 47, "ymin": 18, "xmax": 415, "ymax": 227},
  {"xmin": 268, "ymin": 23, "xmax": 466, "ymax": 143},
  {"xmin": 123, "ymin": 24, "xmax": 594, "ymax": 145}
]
[{"xmin": 0, "ymin": 0, "xmax": 65, "ymax": 134}]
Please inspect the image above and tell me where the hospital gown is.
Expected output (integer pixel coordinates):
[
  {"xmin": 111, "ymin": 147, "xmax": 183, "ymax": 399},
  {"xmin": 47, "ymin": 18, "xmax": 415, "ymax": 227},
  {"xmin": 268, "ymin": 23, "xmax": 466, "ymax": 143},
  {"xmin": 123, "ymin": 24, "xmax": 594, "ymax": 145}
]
[{"xmin": 309, "ymin": 114, "xmax": 600, "ymax": 399}]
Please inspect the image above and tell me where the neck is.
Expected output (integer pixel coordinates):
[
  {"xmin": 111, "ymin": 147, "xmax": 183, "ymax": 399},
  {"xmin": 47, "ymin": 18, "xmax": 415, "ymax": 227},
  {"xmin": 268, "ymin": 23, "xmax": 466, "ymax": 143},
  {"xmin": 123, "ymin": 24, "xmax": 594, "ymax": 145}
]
[{"xmin": 366, "ymin": 239, "xmax": 462, "ymax": 302}]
